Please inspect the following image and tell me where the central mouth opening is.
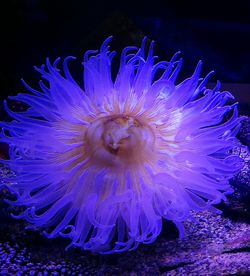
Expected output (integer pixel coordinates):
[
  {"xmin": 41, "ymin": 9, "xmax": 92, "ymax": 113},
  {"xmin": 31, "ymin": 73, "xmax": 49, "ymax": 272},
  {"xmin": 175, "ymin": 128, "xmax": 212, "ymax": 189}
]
[
  {"xmin": 85, "ymin": 114, "xmax": 156, "ymax": 170},
  {"xmin": 102, "ymin": 116, "xmax": 140, "ymax": 155}
]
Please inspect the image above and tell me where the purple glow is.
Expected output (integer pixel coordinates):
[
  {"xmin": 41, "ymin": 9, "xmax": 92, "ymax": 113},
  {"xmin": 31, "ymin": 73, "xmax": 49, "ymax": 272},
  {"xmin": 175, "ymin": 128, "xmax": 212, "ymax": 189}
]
[{"xmin": 0, "ymin": 37, "xmax": 244, "ymax": 253}]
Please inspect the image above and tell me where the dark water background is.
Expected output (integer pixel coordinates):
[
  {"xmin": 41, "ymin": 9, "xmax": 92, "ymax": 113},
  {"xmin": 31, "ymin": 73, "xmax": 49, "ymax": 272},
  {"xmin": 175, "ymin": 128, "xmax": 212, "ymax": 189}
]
[{"xmin": 0, "ymin": 0, "xmax": 249, "ymax": 97}]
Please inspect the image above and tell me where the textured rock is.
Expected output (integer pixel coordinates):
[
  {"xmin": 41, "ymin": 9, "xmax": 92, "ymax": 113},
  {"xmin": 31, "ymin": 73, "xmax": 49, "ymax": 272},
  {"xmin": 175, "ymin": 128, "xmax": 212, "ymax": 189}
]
[{"xmin": 0, "ymin": 183, "xmax": 250, "ymax": 275}]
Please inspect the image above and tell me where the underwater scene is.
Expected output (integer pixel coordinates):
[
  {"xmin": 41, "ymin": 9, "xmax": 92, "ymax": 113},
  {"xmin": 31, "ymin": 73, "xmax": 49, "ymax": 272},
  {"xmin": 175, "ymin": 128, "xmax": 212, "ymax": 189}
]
[{"xmin": 0, "ymin": 1, "xmax": 250, "ymax": 275}]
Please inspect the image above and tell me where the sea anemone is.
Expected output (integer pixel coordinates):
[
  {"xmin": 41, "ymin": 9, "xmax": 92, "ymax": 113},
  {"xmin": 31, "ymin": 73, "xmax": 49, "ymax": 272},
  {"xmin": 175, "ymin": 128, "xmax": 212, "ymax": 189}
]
[{"xmin": 0, "ymin": 37, "xmax": 244, "ymax": 253}]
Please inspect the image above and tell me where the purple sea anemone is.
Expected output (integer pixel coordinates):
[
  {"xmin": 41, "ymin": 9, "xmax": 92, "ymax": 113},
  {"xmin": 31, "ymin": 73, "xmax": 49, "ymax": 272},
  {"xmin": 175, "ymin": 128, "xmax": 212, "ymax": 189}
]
[{"xmin": 0, "ymin": 37, "xmax": 244, "ymax": 253}]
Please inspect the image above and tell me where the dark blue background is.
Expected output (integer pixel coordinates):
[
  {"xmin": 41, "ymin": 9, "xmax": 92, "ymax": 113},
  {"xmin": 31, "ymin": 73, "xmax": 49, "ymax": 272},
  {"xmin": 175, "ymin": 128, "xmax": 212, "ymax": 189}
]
[{"xmin": 0, "ymin": 0, "xmax": 249, "ymax": 100}]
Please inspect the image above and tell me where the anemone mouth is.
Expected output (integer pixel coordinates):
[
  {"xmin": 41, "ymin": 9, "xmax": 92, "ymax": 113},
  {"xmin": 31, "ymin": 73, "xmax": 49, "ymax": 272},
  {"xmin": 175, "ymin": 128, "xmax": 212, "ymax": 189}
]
[{"xmin": 84, "ymin": 114, "xmax": 156, "ymax": 170}]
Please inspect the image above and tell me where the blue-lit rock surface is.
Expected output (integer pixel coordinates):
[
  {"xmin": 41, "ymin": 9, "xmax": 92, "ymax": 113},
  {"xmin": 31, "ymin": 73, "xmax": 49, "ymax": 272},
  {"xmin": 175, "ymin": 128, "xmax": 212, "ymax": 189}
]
[{"xmin": 0, "ymin": 193, "xmax": 249, "ymax": 275}]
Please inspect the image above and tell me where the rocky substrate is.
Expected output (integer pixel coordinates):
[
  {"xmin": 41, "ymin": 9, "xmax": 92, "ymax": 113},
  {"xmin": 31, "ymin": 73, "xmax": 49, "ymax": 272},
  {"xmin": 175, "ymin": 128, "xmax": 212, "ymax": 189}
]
[{"xmin": 0, "ymin": 187, "xmax": 250, "ymax": 275}]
